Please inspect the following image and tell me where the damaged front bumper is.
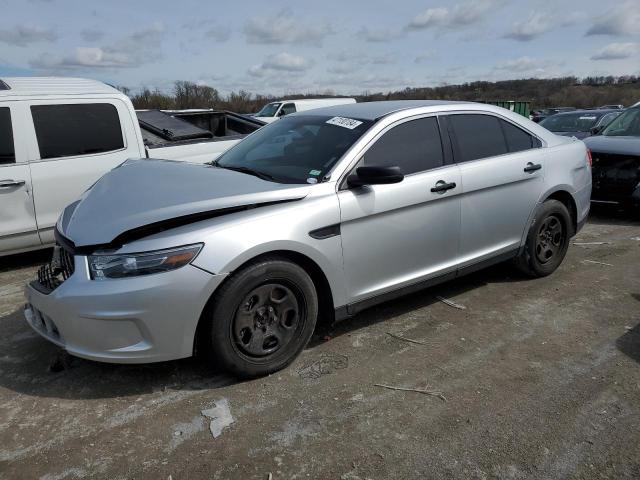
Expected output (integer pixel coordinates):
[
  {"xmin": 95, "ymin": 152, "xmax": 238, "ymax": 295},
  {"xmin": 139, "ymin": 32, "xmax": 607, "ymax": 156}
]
[
  {"xmin": 591, "ymin": 152, "xmax": 640, "ymax": 206},
  {"xmin": 24, "ymin": 254, "xmax": 228, "ymax": 364}
]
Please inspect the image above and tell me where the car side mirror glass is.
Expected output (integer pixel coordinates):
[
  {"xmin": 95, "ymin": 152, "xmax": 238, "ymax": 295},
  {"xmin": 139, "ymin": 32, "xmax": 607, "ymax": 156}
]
[
  {"xmin": 590, "ymin": 125, "xmax": 603, "ymax": 135},
  {"xmin": 347, "ymin": 165, "xmax": 404, "ymax": 188},
  {"xmin": 278, "ymin": 109, "xmax": 286, "ymax": 117}
]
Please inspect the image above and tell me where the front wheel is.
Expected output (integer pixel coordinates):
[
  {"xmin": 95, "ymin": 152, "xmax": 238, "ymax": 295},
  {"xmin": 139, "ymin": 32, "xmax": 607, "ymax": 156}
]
[
  {"xmin": 515, "ymin": 199, "xmax": 572, "ymax": 277},
  {"xmin": 205, "ymin": 257, "xmax": 318, "ymax": 378}
]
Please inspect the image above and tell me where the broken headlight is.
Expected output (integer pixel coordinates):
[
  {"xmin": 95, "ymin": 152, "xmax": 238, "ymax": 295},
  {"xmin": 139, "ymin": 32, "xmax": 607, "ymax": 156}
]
[{"xmin": 88, "ymin": 244, "xmax": 203, "ymax": 280}]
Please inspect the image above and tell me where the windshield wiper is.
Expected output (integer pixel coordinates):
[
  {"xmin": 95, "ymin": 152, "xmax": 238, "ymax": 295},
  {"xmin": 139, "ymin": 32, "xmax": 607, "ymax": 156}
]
[{"xmin": 216, "ymin": 165, "xmax": 277, "ymax": 182}]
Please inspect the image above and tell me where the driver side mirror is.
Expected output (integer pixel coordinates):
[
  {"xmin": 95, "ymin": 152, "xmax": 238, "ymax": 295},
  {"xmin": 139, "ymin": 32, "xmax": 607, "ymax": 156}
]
[
  {"xmin": 277, "ymin": 109, "xmax": 286, "ymax": 117},
  {"xmin": 347, "ymin": 166, "xmax": 404, "ymax": 188},
  {"xmin": 590, "ymin": 125, "xmax": 604, "ymax": 135}
]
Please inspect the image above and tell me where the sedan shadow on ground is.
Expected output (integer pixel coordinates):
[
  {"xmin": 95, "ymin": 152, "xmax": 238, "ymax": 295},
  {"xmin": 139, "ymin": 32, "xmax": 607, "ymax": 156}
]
[
  {"xmin": 0, "ymin": 257, "xmax": 531, "ymax": 402},
  {"xmin": 615, "ymin": 293, "xmax": 640, "ymax": 365},
  {"xmin": 587, "ymin": 204, "xmax": 640, "ymax": 227}
]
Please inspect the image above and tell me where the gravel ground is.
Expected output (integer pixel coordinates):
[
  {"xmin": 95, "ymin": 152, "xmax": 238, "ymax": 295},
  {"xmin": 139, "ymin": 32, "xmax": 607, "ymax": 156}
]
[{"xmin": 0, "ymin": 205, "xmax": 639, "ymax": 480}]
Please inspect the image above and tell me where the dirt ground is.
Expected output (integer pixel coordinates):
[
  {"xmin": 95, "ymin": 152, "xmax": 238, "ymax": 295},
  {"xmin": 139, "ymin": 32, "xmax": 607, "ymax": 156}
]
[{"xmin": 1, "ymin": 205, "xmax": 639, "ymax": 480}]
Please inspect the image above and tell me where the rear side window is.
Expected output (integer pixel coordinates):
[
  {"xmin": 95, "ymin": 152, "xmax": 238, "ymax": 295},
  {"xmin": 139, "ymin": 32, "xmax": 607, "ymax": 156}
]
[
  {"xmin": 280, "ymin": 103, "xmax": 296, "ymax": 116},
  {"xmin": 0, "ymin": 107, "xmax": 15, "ymax": 165},
  {"xmin": 448, "ymin": 114, "xmax": 507, "ymax": 163},
  {"xmin": 31, "ymin": 103, "xmax": 124, "ymax": 159},
  {"xmin": 500, "ymin": 119, "xmax": 540, "ymax": 152},
  {"xmin": 363, "ymin": 117, "xmax": 444, "ymax": 175}
]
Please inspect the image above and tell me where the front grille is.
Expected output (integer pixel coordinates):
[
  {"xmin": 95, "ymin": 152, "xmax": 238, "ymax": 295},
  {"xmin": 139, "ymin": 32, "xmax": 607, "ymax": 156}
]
[{"xmin": 36, "ymin": 245, "xmax": 75, "ymax": 293}]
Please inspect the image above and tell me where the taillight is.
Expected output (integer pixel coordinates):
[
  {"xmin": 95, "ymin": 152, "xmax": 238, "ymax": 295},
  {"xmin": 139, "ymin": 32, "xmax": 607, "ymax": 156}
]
[{"xmin": 586, "ymin": 149, "xmax": 592, "ymax": 167}]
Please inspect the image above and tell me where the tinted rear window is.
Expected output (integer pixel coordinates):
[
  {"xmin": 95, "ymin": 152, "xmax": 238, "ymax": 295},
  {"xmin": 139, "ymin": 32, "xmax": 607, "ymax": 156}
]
[
  {"xmin": 500, "ymin": 119, "xmax": 539, "ymax": 152},
  {"xmin": 449, "ymin": 114, "xmax": 508, "ymax": 162},
  {"xmin": 0, "ymin": 107, "xmax": 15, "ymax": 164},
  {"xmin": 363, "ymin": 117, "xmax": 444, "ymax": 174},
  {"xmin": 31, "ymin": 103, "xmax": 124, "ymax": 159}
]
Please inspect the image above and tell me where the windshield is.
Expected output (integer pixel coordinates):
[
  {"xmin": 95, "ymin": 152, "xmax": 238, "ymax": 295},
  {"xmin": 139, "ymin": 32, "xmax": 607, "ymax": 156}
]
[
  {"xmin": 255, "ymin": 102, "xmax": 282, "ymax": 117},
  {"xmin": 602, "ymin": 108, "xmax": 640, "ymax": 137},
  {"xmin": 540, "ymin": 112, "xmax": 601, "ymax": 132},
  {"xmin": 216, "ymin": 115, "xmax": 373, "ymax": 184}
]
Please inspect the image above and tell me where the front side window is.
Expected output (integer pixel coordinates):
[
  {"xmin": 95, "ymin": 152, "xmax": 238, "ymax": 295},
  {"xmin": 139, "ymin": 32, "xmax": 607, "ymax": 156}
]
[
  {"xmin": 449, "ymin": 114, "xmax": 507, "ymax": 163},
  {"xmin": 216, "ymin": 115, "xmax": 373, "ymax": 184},
  {"xmin": 280, "ymin": 103, "xmax": 296, "ymax": 116},
  {"xmin": 362, "ymin": 117, "xmax": 444, "ymax": 175},
  {"xmin": 256, "ymin": 102, "xmax": 281, "ymax": 117},
  {"xmin": 0, "ymin": 107, "xmax": 15, "ymax": 165},
  {"xmin": 31, "ymin": 103, "xmax": 124, "ymax": 159},
  {"xmin": 602, "ymin": 108, "xmax": 640, "ymax": 137},
  {"xmin": 597, "ymin": 112, "xmax": 621, "ymax": 126}
]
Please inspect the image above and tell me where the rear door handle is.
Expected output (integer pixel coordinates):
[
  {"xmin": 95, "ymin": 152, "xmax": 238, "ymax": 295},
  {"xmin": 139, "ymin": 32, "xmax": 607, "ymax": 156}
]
[
  {"xmin": 0, "ymin": 179, "xmax": 26, "ymax": 188},
  {"xmin": 431, "ymin": 181, "xmax": 457, "ymax": 193},
  {"xmin": 524, "ymin": 163, "xmax": 542, "ymax": 173}
]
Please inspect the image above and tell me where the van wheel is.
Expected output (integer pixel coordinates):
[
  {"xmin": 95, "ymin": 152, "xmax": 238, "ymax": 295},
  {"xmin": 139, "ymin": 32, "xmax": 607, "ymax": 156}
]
[
  {"xmin": 205, "ymin": 257, "xmax": 318, "ymax": 378},
  {"xmin": 515, "ymin": 200, "xmax": 571, "ymax": 277}
]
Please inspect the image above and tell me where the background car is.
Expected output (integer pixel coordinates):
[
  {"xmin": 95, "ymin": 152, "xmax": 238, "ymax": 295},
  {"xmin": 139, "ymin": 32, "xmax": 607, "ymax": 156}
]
[
  {"xmin": 531, "ymin": 107, "xmax": 576, "ymax": 123},
  {"xmin": 539, "ymin": 109, "xmax": 622, "ymax": 139},
  {"xmin": 584, "ymin": 106, "xmax": 640, "ymax": 207}
]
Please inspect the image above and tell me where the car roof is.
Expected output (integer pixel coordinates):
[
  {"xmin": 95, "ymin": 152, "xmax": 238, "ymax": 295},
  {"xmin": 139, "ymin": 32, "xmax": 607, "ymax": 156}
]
[
  {"xmin": 0, "ymin": 77, "xmax": 121, "ymax": 97},
  {"xmin": 548, "ymin": 109, "xmax": 620, "ymax": 117},
  {"xmin": 296, "ymin": 100, "xmax": 473, "ymax": 121}
]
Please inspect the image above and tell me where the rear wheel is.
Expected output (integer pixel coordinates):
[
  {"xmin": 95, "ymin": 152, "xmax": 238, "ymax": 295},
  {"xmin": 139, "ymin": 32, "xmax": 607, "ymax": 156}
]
[
  {"xmin": 205, "ymin": 257, "xmax": 318, "ymax": 378},
  {"xmin": 515, "ymin": 200, "xmax": 571, "ymax": 277}
]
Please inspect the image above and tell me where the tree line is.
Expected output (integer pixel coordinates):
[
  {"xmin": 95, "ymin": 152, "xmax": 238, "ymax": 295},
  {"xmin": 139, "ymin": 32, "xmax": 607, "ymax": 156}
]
[{"xmin": 119, "ymin": 76, "xmax": 640, "ymax": 113}]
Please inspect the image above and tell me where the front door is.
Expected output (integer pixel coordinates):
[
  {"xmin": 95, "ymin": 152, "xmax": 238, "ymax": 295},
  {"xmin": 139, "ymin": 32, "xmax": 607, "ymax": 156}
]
[
  {"xmin": 338, "ymin": 116, "xmax": 462, "ymax": 304},
  {"xmin": 0, "ymin": 104, "xmax": 40, "ymax": 254}
]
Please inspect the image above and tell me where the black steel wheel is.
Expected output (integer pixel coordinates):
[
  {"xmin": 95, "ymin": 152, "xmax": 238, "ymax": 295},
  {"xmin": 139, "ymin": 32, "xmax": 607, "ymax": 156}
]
[
  {"xmin": 535, "ymin": 214, "xmax": 565, "ymax": 264},
  {"xmin": 515, "ymin": 199, "xmax": 572, "ymax": 277},
  {"xmin": 233, "ymin": 282, "xmax": 304, "ymax": 358},
  {"xmin": 204, "ymin": 257, "xmax": 318, "ymax": 378}
]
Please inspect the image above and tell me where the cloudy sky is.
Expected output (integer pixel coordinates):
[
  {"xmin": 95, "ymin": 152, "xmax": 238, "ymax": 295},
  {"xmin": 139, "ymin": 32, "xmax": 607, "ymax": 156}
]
[{"xmin": 0, "ymin": 0, "xmax": 639, "ymax": 95}]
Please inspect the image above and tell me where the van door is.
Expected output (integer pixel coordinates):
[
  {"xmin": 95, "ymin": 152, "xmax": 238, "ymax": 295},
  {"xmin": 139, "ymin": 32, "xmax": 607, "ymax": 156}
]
[
  {"xmin": 338, "ymin": 116, "xmax": 461, "ymax": 304},
  {"xmin": 27, "ymin": 99, "xmax": 141, "ymax": 244},
  {"xmin": 0, "ymin": 103, "xmax": 40, "ymax": 254},
  {"xmin": 446, "ymin": 113, "xmax": 545, "ymax": 266}
]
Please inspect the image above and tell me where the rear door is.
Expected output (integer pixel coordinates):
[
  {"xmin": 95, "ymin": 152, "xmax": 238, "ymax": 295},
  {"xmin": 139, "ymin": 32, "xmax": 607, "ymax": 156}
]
[
  {"xmin": 0, "ymin": 102, "xmax": 40, "ymax": 254},
  {"xmin": 27, "ymin": 99, "xmax": 141, "ymax": 244},
  {"xmin": 446, "ymin": 113, "xmax": 545, "ymax": 266},
  {"xmin": 338, "ymin": 115, "xmax": 461, "ymax": 303}
]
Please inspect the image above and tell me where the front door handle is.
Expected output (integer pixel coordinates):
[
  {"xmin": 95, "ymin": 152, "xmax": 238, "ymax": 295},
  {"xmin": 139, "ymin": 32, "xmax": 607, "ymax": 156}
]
[
  {"xmin": 0, "ymin": 179, "xmax": 26, "ymax": 189},
  {"xmin": 524, "ymin": 162, "xmax": 542, "ymax": 173},
  {"xmin": 431, "ymin": 180, "xmax": 457, "ymax": 193}
]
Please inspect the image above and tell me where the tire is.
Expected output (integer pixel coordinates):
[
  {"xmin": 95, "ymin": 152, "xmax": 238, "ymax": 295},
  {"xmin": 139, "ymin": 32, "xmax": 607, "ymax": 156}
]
[
  {"xmin": 204, "ymin": 257, "xmax": 318, "ymax": 378},
  {"xmin": 515, "ymin": 199, "xmax": 572, "ymax": 278}
]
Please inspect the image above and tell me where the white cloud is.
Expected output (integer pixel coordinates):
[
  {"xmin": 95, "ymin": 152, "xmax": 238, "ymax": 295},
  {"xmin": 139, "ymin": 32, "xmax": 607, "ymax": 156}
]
[
  {"xmin": 244, "ymin": 9, "xmax": 331, "ymax": 46},
  {"xmin": 80, "ymin": 28, "xmax": 105, "ymax": 42},
  {"xmin": 503, "ymin": 13, "xmax": 552, "ymax": 41},
  {"xmin": 0, "ymin": 24, "xmax": 57, "ymax": 46},
  {"xmin": 591, "ymin": 42, "xmax": 639, "ymax": 60},
  {"xmin": 356, "ymin": 27, "xmax": 403, "ymax": 42},
  {"xmin": 248, "ymin": 52, "xmax": 312, "ymax": 77},
  {"xmin": 494, "ymin": 56, "xmax": 548, "ymax": 73},
  {"xmin": 30, "ymin": 23, "xmax": 166, "ymax": 70},
  {"xmin": 406, "ymin": 0, "xmax": 505, "ymax": 31},
  {"xmin": 586, "ymin": 1, "xmax": 640, "ymax": 36}
]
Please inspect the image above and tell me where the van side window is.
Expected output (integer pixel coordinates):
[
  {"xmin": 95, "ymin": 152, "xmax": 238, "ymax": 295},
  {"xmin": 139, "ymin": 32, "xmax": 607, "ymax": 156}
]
[
  {"xmin": 31, "ymin": 103, "xmax": 124, "ymax": 160},
  {"xmin": 0, "ymin": 107, "xmax": 15, "ymax": 165},
  {"xmin": 363, "ymin": 117, "xmax": 444, "ymax": 175},
  {"xmin": 448, "ymin": 114, "xmax": 508, "ymax": 163},
  {"xmin": 280, "ymin": 103, "xmax": 296, "ymax": 116},
  {"xmin": 499, "ymin": 119, "xmax": 541, "ymax": 152}
]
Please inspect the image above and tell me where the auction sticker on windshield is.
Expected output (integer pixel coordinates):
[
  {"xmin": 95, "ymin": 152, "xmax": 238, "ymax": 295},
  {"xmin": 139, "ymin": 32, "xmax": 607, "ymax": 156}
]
[{"xmin": 326, "ymin": 117, "xmax": 363, "ymax": 129}]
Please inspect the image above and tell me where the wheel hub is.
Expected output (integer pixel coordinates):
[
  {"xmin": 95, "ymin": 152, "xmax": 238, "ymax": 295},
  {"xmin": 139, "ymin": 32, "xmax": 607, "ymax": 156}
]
[
  {"xmin": 535, "ymin": 214, "xmax": 564, "ymax": 264},
  {"xmin": 233, "ymin": 283, "xmax": 301, "ymax": 357}
]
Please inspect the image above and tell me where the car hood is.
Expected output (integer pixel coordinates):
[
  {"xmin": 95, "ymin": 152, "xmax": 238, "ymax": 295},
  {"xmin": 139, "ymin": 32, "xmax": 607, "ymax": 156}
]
[
  {"xmin": 583, "ymin": 135, "xmax": 640, "ymax": 156},
  {"xmin": 59, "ymin": 158, "xmax": 311, "ymax": 248},
  {"xmin": 554, "ymin": 131, "xmax": 590, "ymax": 140}
]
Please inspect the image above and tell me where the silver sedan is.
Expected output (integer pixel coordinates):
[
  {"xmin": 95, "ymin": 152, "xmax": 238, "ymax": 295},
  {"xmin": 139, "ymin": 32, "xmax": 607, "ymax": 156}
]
[{"xmin": 25, "ymin": 100, "xmax": 592, "ymax": 377}]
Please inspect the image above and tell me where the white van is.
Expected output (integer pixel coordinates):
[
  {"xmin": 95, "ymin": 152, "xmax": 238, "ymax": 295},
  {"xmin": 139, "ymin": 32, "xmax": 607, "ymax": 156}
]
[{"xmin": 253, "ymin": 98, "xmax": 356, "ymax": 123}]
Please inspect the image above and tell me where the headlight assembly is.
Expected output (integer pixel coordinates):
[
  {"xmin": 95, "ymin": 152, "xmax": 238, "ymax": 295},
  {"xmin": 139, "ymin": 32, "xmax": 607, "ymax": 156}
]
[{"xmin": 88, "ymin": 244, "xmax": 203, "ymax": 280}]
